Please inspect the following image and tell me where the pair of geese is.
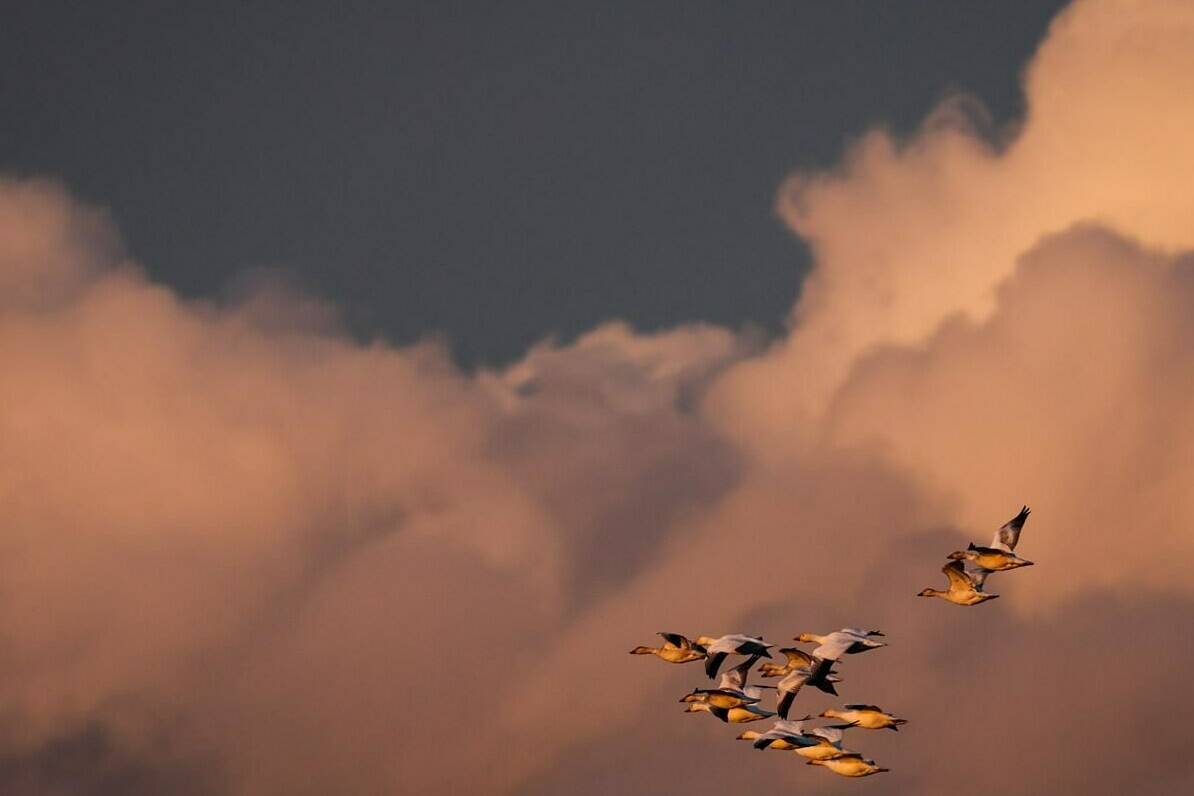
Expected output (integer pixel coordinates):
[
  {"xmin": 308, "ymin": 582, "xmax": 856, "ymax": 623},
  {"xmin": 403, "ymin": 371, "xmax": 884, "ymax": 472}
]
[
  {"xmin": 917, "ymin": 506, "xmax": 1034, "ymax": 605},
  {"xmin": 631, "ymin": 628, "xmax": 899, "ymax": 778}
]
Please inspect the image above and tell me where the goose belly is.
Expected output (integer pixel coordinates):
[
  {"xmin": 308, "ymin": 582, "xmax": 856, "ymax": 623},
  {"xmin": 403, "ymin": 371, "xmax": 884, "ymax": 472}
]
[
  {"xmin": 976, "ymin": 552, "xmax": 1015, "ymax": 570},
  {"xmin": 726, "ymin": 707, "xmax": 768, "ymax": 723},
  {"xmin": 660, "ymin": 649, "xmax": 697, "ymax": 663},
  {"xmin": 796, "ymin": 745, "xmax": 843, "ymax": 761},
  {"xmin": 851, "ymin": 714, "xmax": 885, "ymax": 729},
  {"xmin": 824, "ymin": 758, "xmax": 871, "ymax": 777}
]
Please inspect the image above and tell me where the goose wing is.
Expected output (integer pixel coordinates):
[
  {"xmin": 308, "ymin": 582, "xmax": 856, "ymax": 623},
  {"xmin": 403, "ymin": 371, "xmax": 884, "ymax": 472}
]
[
  {"xmin": 705, "ymin": 651, "xmax": 729, "ymax": 679},
  {"xmin": 964, "ymin": 564, "xmax": 991, "ymax": 589},
  {"xmin": 844, "ymin": 704, "xmax": 882, "ymax": 712},
  {"xmin": 942, "ymin": 559, "xmax": 973, "ymax": 591},
  {"xmin": 658, "ymin": 632, "xmax": 690, "ymax": 650},
  {"xmin": 991, "ymin": 505, "xmax": 1031, "ymax": 552},
  {"xmin": 722, "ymin": 654, "xmax": 761, "ymax": 690},
  {"xmin": 780, "ymin": 647, "xmax": 815, "ymax": 668},
  {"xmin": 775, "ymin": 669, "xmax": 809, "ymax": 719}
]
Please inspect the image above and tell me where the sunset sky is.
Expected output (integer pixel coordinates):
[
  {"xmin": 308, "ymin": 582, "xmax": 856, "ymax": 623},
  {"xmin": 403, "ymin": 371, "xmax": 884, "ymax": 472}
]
[{"xmin": 3, "ymin": 1, "xmax": 1193, "ymax": 793}]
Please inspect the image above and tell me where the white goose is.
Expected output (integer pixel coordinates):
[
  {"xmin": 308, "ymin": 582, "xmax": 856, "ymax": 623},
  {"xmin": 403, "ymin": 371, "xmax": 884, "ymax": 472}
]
[
  {"xmin": 694, "ymin": 634, "xmax": 773, "ymax": 679},
  {"xmin": 918, "ymin": 559, "xmax": 999, "ymax": 606},
  {"xmin": 793, "ymin": 628, "xmax": 886, "ymax": 660},
  {"xmin": 807, "ymin": 753, "xmax": 889, "ymax": 777}
]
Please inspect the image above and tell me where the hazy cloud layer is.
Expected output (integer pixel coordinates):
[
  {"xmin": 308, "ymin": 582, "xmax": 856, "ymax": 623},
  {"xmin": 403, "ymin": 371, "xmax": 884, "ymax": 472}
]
[{"xmin": 3, "ymin": 0, "xmax": 1194, "ymax": 793}]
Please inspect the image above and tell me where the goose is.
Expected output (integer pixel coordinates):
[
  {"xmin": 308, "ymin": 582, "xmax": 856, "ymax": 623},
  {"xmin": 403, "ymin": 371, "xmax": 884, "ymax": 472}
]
[
  {"xmin": 918, "ymin": 559, "xmax": 999, "ymax": 606},
  {"xmin": 758, "ymin": 647, "xmax": 816, "ymax": 678},
  {"xmin": 948, "ymin": 544, "xmax": 1033, "ymax": 571},
  {"xmin": 948, "ymin": 506, "xmax": 1035, "ymax": 570},
  {"xmin": 820, "ymin": 704, "xmax": 907, "ymax": 731},
  {"xmin": 684, "ymin": 701, "xmax": 776, "ymax": 723},
  {"xmin": 807, "ymin": 753, "xmax": 889, "ymax": 777},
  {"xmin": 792, "ymin": 629, "xmax": 886, "ymax": 660},
  {"xmin": 792, "ymin": 726, "xmax": 852, "ymax": 761},
  {"xmin": 748, "ymin": 718, "xmax": 817, "ymax": 751},
  {"xmin": 679, "ymin": 687, "xmax": 759, "ymax": 710},
  {"xmin": 694, "ymin": 634, "xmax": 773, "ymax": 679},
  {"xmin": 628, "ymin": 632, "xmax": 707, "ymax": 663},
  {"xmin": 775, "ymin": 657, "xmax": 839, "ymax": 719}
]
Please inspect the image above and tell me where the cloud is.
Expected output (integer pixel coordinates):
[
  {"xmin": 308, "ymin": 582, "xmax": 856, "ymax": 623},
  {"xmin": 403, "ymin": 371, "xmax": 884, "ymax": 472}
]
[{"xmin": 3, "ymin": 0, "xmax": 1194, "ymax": 793}]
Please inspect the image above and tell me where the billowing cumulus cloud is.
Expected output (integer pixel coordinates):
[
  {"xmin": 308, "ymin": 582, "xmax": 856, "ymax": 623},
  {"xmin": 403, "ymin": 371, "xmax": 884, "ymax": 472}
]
[{"xmin": 2, "ymin": 0, "xmax": 1194, "ymax": 793}]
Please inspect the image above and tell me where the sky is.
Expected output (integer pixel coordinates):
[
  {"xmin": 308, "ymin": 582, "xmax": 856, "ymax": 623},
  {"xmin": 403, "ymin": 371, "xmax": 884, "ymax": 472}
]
[
  {"xmin": 2, "ymin": 0, "xmax": 1065, "ymax": 363},
  {"xmin": 4, "ymin": 1, "xmax": 1194, "ymax": 794}
]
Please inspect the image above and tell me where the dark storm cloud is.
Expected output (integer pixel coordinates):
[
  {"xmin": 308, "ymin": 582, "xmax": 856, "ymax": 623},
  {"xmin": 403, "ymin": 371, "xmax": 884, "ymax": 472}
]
[{"xmin": 0, "ymin": 1, "xmax": 1065, "ymax": 363}]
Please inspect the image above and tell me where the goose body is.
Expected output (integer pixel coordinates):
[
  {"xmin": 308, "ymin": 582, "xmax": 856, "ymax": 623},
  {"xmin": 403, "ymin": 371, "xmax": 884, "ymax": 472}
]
[
  {"xmin": 808, "ymin": 753, "xmax": 889, "ymax": 777},
  {"xmin": 793, "ymin": 629, "xmax": 886, "ymax": 660},
  {"xmin": 793, "ymin": 727, "xmax": 850, "ymax": 761},
  {"xmin": 821, "ymin": 704, "xmax": 907, "ymax": 731},
  {"xmin": 680, "ymin": 687, "xmax": 759, "ymax": 710},
  {"xmin": 948, "ymin": 543, "xmax": 1033, "ymax": 571},
  {"xmin": 918, "ymin": 560, "xmax": 999, "ymax": 606},
  {"xmin": 684, "ymin": 702, "xmax": 775, "ymax": 723},
  {"xmin": 695, "ymin": 634, "xmax": 773, "ymax": 679},
  {"xmin": 628, "ymin": 632, "xmax": 706, "ymax": 663}
]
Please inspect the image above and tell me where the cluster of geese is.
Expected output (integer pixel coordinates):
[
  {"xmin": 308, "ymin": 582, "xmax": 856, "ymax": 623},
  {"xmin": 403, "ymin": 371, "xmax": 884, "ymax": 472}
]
[
  {"xmin": 631, "ymin": 628, "xmax": 898, "ymax": 778},
  {"xmin": 917, "ymin": 506, "xmax": 1034, "ymax": 605},
  {"xmin": 630, "ymin": 505, "xmax": 1035, "ymax": 781}
]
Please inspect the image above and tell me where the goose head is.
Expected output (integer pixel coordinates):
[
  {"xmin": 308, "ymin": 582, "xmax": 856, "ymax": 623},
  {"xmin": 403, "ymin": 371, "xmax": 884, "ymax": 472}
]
[
  {"xmin": 917, "ymin": 588, "xmax": 940, "ymax": 597},
  {"xmin": 946, "ymin": 550, "xmax": 968, "ymax": 560},
  {"xmin": 629, "ymin": 646, "xmax": 654, "ymax": 654},
  {"xmin": 793, "ymin": 632, "xmax": 818, "ymax": 643}
]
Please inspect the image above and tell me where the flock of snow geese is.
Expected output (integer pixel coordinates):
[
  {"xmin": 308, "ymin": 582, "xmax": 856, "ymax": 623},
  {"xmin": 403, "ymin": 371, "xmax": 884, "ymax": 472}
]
[{"xmin": 630, "ymin": 506, "xmax": 1034, "ymax": 780}]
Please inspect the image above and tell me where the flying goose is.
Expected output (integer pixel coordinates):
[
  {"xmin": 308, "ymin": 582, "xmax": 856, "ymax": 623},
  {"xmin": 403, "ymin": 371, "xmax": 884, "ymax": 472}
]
[
  {"xmin": 775, "ymin": 657, "xmax": 839, "ymax": 719},
  {"xmin": 948, "ymin": 506, "xmax": 1035, "ymax": 570},
  {"xmin": 758, "ymin": 647, "xmax": 816, "ymax": 678},
  {"xmin": 918, "ymin": 560, "xmax": 1000, "ymax": 606},
  {"xmin": 683, "ymin": 701, "xmax": 776, "ymax": 723},
  {"xmin": 679, "ymin": 686, "xmax": 760, "ymax": 710},
  {"xmin": 820, "ymin": 704, "xmax": 907, "ymax": 731},
  {"xmin": 793, "ymin": 628, "xmax": 886, "ymax": 660},
  {"xmin": 694, "ymin": 634, "xmax": 773, "ymax": 679},
  {"xmin": 628, "ymin": 632, "xmax": 707, "ymax": 663},
  {"xmin": 792, "ymin": 726, "xmax": 852, "ymax": 761},
  {"xmin": 807, "ymin": 753, "xmax": 889, "ymax": 777}
]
